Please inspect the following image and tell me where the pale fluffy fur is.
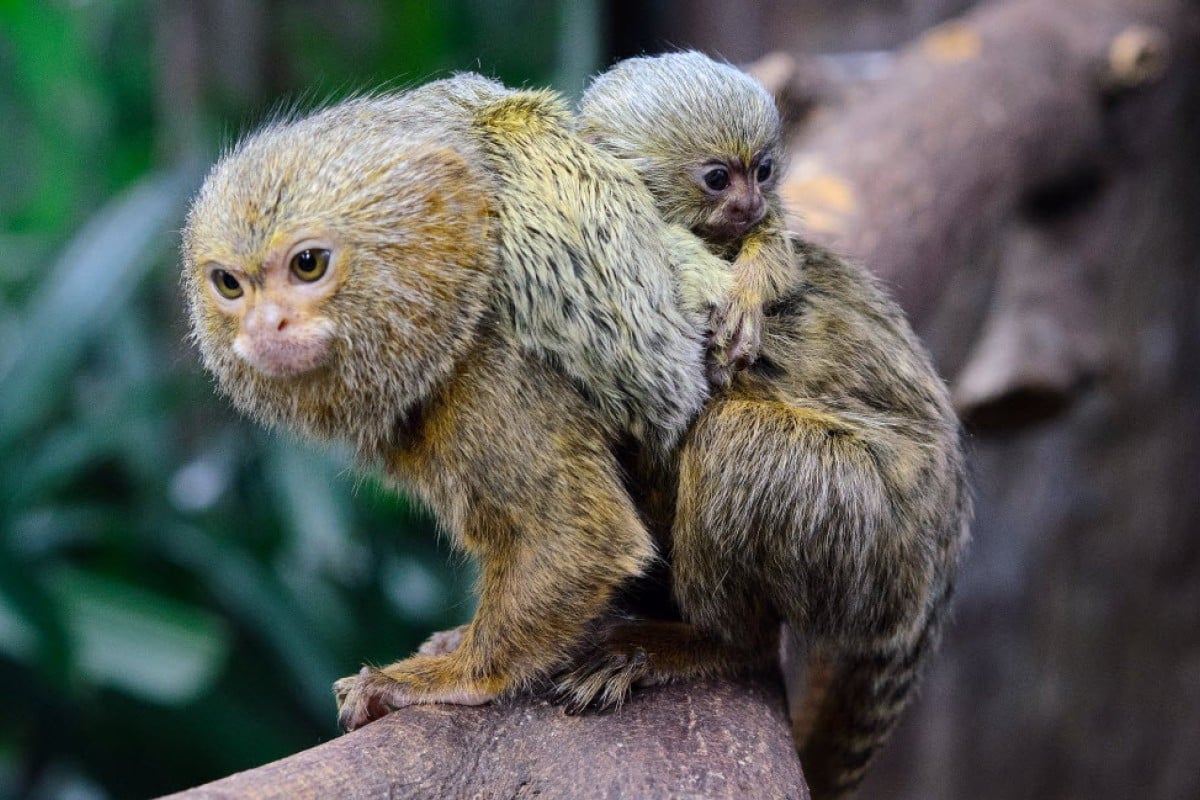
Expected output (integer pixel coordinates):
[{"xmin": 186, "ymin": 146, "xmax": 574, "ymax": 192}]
[{"xmin": 579, "ymin": 52, "xmax": 798, "ymax": 380}]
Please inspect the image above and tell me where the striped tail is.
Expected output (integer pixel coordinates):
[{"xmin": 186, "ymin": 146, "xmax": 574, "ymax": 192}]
[{"xmin": 796, "ymin": 613, "xmax": 942, "ymax": 799}]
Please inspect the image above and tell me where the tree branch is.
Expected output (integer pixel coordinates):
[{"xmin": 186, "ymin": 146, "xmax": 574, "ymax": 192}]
[{"xmin": 160, "ymin": 679, "xmax": 807, "ymax": 799}]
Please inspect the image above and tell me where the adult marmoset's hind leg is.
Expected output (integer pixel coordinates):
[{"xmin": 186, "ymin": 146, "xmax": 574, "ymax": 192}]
[
  {"xmin": 555, "ymin": 619, "xmax": 780, "ymax": 712},
  {"xmin": 555, "ymin": 395, "xmax": 897, "ymax": 686}
]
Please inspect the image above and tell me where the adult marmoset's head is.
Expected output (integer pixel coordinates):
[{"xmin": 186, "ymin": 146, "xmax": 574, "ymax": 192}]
[{"xmin": 181, "ymin": 94, "xmax": 495, "ymax": 456}]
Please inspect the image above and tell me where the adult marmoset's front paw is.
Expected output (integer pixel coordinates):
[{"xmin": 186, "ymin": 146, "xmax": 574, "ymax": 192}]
[
  {"xmin": 333, "ymin": 655, "xmax": 501, "ymax": 732},
  {"xmin": 334, "ymin": 666, "xmax": 400, "ymax": 732}
]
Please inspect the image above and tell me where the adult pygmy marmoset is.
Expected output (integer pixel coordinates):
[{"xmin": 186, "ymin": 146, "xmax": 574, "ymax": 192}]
[{"xmin": 182, "ymin": 76, "xmax": 732, "ymax": 732}]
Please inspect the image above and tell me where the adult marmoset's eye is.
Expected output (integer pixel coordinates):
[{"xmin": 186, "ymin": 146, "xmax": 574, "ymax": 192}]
[
  {"xmin": 703, "ymin": 167, "xmax": 730, "ymax": 192},
  {"xmin": 756, "ymin": 159, "xmax": 773, "ymax": 183},
  {"xmin": 291, "ymin": 248, "xmax": 331, "ymax": 282},
  {"xmin": 212, "ymin": 269, "xmax": 244, "ymax": 299}
]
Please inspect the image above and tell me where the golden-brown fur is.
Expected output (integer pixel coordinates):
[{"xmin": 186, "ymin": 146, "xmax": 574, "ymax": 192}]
[
  {"xmin": 404, "ymin": 74, "xmax": 731, "ymax": 455},
  {"xmin": 182, "ymin": 79, "xmax": 732, "ymax": 731}
]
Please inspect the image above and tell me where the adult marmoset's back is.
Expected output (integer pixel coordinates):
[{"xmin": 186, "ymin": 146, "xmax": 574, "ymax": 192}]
[
  {"xmin": 193, "ymin": 78, "xmax": 726, "ymax": 454},
  {"xmin": 405, "ymin": 75, "xmax": 728, "ymax": 453}
]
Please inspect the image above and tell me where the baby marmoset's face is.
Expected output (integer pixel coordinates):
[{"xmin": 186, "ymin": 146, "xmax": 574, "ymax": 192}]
[
  {"xmin": 689, "ymin": 149, "xmax": 779, "ymax": 244},
  {"xmin": 575, "ymin": 50, "xmax": 783, "ymax": 247}
]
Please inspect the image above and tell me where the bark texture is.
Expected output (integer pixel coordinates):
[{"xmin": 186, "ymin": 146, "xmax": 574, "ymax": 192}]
[{"xmin": 160, "ymin": 679, "xmax": 808, "ymax": 800}]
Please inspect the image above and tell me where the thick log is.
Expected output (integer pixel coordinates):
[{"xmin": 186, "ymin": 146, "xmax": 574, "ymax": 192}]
[{"xmin": 160, "ymin": 679, "xmax": 808, "ymax": 799}]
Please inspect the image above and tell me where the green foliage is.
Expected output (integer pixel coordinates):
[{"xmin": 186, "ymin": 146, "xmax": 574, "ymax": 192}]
[{"xmin": 0, "ymin": 1, "xmax": 593, "ymax": 797}]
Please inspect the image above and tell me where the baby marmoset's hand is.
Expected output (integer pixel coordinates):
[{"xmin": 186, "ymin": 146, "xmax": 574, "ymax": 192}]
[{"xmin": 707, "ymin": 285, "xmax": 764, "ymax": 387}]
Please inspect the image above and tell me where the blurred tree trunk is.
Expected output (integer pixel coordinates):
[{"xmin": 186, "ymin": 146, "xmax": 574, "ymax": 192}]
[{"xmin": 740, "ymin": 0, "xmax": 1200, "ymax": 797}]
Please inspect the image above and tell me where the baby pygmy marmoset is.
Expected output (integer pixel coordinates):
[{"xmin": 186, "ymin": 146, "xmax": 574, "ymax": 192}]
[
  {"xmin": 561, "ymin": 52, "xmax": 970, "ymax": 800},
  {"xmin": 579, "ymin": 50, "xmax": 796, "ymax": 385}
]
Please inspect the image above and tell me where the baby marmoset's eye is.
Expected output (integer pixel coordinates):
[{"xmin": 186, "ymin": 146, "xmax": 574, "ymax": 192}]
[
  {"xmin": 291, "ymin": 248, "xmax": 331, "ymax": 282},
  {"xmin": 212, "ymin": 269, "xmax": 244, "ymax": 299},
  {"xmin": 756, "ymin": 159, "xmax": 774, "ymax": 183},
  {"xmin": 703, "ymin": 167, "xmax": 730, "ymax": 192}
]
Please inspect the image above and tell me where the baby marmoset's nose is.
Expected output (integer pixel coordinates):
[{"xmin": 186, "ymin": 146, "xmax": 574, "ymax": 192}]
[{"xmin": 730, "ymin": 191, "xmax": 765, "ymax": 224}]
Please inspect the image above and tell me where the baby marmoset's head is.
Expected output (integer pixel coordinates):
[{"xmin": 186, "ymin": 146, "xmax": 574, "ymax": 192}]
[{"xmin": 578, "ymin": 51, "xmax": 783, "ymax": 246}]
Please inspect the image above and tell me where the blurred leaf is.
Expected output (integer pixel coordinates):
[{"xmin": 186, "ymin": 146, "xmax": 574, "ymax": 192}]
[
  {"xmin": 156, "ymin": 524, "xmax": 342, "ymax": 718},
  {"xmin": 6, "ymin": 417, "xmax": 138, "ymax": 510},
  {"xmin": 268, "ymin": 437, "xmax": 360, "ymax": 581},
  {"xmin": 553, "ymin": 0, "xmax": 601, "ymax": 95},
  {"xmin": 46, "ymin": 566, "xmax": 229, "ymax": 705},
  {"xmin": 0, "ymin": 538, "xmax": 71, "ymax": 680},
  {"xmin": 0, "ymin": 590, "xmax": 37, "ymax": 662},
  {"xmin": 168, "ymin": 446, "xmax": 234, "ymax": 514},
  {"xmin": 8, "ymin": 505, "xmax": 110, "ymax": 557},
  {"xmin": 0, "ymin": 746, "xmax": 13, "ymax": 800},
  {"xmin": 0, "ymin": 0, "xmax": 109, "ymax": 233},
  {"xmin": 382, "ymin": 555, "xmax": 448, "ymax": 622},
  {"xmin": 21, "ymin": 761, "xmax": 107, "ymax": 800},
  {"xmin": 0, "ymin": 167, "xmax": 196, "ymax": 448}
]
